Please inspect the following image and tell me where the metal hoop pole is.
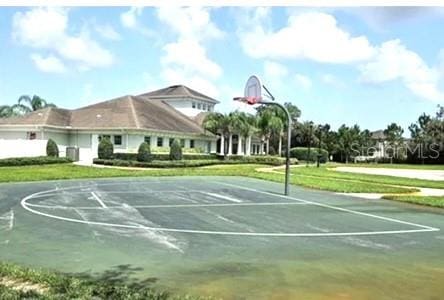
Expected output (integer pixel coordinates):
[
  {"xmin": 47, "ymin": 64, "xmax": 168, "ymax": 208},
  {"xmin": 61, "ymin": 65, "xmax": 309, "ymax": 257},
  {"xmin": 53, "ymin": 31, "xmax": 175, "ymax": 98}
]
[{"xmin": 260, "ymin": 100, "xmax": 292, "ymax": 195}]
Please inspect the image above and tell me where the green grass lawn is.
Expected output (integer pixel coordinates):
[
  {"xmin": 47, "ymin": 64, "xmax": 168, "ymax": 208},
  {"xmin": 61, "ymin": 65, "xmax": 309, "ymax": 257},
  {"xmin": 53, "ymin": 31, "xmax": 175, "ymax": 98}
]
[
  {"xmin": 0, "ymin": 262, "xmax": 208, "ymax": 300},
  {"xmin": 0, "ymin": 163, "xmax": 415, "ymax": 194},
  {"xmin": 289, "ymin": 165, "xmax": 444, "ymax": 189},
  {"xmin": 337, "ymin": 163, "xmax": 444, "ymax": 170},
  {"xmin": 382, "ymin": 195, "xmax": 444, "ymax": 208}
]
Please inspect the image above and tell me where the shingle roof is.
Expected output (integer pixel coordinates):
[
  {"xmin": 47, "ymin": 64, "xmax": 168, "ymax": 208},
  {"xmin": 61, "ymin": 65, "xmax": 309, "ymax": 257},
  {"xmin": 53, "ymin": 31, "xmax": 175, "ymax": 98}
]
[
  {"xmin": 0, "ymin": 95, "xmax": 210, "ymax": 136},
  {"xmin": 371, "ymin": 130, "xmax": 387, "ymax": 140},
  {"xmin": 0, "ymin": 107, "xmax": 71, "ymax": 127},
  {"xmin": 139, "ymin": 85, "xmax": 219, "ymax": 104}
]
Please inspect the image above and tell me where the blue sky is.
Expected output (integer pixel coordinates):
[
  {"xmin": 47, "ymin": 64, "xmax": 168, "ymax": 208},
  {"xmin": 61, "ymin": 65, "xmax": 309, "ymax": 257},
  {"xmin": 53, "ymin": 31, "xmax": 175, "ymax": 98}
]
[{"xmin": 1, "ymin": 6, "xmax": 444, "ymax": 133}]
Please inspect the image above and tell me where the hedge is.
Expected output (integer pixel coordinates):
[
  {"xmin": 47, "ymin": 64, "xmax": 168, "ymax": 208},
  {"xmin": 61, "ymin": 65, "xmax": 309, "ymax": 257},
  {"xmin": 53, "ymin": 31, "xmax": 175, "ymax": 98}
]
[
  {"xmin": 290, "ymin": 147, "xmax": 329, "ymax": 163},
  {"xmin": 114, "ymin": 153, "xmax": 217, "ymax": 161},
  {"xmin": 0, "ymin": 156, "xmax": 72, "ymax": 167},
  {"xmin": 93, "ymin": 156, "xmax": 298, "ymax": 168}
]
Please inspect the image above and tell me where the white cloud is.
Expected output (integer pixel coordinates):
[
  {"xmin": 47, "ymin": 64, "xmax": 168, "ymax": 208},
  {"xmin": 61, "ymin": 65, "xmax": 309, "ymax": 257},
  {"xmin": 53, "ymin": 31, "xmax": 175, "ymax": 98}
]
[
  {"xmin": 157, "ymin": 7, "xmax": 224, "ymax": 41},
  {"xmin": 119, "ymin": 7, "xmax": 154, "ymax": 38},
  {"xmin": 13, "ymin": 7, "xmax": 114, "ymax": 72},
  {"xmin": 31, "ymin": 54, "xmax": 66, "ymax": 73},
  {"xmin": 264, "ymin": 61, "xmax": 288, "ymax": 78},
  {"xmin": 120, "ymin": 7, "xmax": 143, "ymax": 29},
  {"xmin": 360, "ymin": 39, "xmax": 444, "ymax": 102},
  {"xmin": 239, "ymin": 11, "xmax": 375, "ymax": 64},
  {"xmin": 156, "ymin": 7, "xmax": 224, "ymax": 99},
  {"xmin": 95, "ymin": 24, "xmax": 121, "ymax": 41},
  {"xmin": 161, "ymin": 39, "xmax": 222, "ymax": 80},
  {"xmin": 294, "ymin": 73, "xmax": 312, "ymax": 89},
  {"xmin": 321, "ymin": 73, "xmax": 345, "ymax": 88}
]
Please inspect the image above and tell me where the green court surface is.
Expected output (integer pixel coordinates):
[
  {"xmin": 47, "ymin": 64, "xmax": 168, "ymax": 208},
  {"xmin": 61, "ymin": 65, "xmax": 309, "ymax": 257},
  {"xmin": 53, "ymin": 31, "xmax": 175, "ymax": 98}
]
[{"xmin": 1, "ymin": 176, "xmax": 443, "ymax": 299}]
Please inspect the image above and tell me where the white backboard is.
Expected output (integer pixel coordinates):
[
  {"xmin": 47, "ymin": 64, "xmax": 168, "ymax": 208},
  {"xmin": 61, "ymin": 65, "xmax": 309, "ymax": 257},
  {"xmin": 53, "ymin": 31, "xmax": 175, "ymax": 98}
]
[{"xmin": 244, "ymin": 75, "xmax": 262, "ymax": 99}]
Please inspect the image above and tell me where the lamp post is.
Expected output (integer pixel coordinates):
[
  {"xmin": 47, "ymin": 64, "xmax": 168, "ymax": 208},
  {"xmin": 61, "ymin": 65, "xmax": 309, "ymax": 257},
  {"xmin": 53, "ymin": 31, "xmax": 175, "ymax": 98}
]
[{"xmin": 307, "ymin": 121, "xmax": 313, "ymax": 167}]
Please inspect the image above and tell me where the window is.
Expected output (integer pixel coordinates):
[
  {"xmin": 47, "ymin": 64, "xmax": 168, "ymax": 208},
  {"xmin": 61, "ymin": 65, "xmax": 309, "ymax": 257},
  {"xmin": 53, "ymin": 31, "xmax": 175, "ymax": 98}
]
[
  {"xmin": 157, "ymin": 137, "xmax": 163, "ymax": 147},
  {"xmin": 192, "ymin": 102, "xmax": 196, "ymax": 108},
  {"xmin": 197, "ymin": 103, "xmax": 202, "ymax": 109},
  {"xmin": 27, "ymin": 132, "xmax": 37, "ymax": 140},
  {"xmin": 169, "ymin": 138, "xmax": 174, "ymax": 147},
  {"xmin": 190, "ymin": 139, "xmax": 195, "ymax": 148},
  {"xmin": 207, "ymin": 105, "xmax": 212, "ymax": 112},
  {"xmin": 180, "ymin": 139, "xmax": 185, "ymax": 147},
  {"xmin": 114, "ymin": 135, "xmax": 122, "ymax": 145},
  {"xmin": 144, "ymin": 136, "xmax": 151, "ymax": 145},
  {"xmin": 98, "ymin": 135, "xmax": 111, "ymax": 142},
  {"xmin": 202, "ymin": 104, "xmax": 207, "ymax": 111}
]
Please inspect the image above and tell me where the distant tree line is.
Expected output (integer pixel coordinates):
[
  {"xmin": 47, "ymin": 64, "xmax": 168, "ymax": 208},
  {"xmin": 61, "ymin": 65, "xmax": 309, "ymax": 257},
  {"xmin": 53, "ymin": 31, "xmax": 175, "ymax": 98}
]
[{"xmin": 204, "ymin": 103, "xmax": 444, "ymax": 164}]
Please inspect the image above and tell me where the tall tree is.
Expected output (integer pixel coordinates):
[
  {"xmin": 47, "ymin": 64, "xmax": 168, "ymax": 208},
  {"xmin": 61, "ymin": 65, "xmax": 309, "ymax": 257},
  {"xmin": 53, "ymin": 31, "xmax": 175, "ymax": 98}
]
[
  {"xmin": 383, "ymin": 123, "xmax": 404, "ymax": 163},
  {"xmin": 16, "ymin": 95, "xmax": 56, "ymax": 114},
  {"xmin": 234, "ymin": 111, "xmax": 257, "ymax": 155},
  {"xmin": 409, "ymin": 113, "xmax": 432, "ymax": 163},
  {"xmin": 203, "ymin": 112, "xmax": 233, "ymax": 158},
  {"xmin": 337, "ymin": 124, "xmax": 361, "ymax": 163}
]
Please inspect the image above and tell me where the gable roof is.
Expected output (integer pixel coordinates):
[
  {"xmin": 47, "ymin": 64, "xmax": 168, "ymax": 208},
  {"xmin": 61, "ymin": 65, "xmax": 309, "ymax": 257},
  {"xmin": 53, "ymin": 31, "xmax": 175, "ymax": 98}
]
[
  {"xmin": 139, "ymin": 85, "xmax": 219, "ymax": 104},
  {"xmin": 0, "ymin": 95, "xmax": 210, "ymax": 136},
  {"xmin": 371, "ymin": 130, "xmax": 387, "ymax": 140},
  {"xmin": 0, "ymin": 107, "xmax": 71, "ymax": 127}
]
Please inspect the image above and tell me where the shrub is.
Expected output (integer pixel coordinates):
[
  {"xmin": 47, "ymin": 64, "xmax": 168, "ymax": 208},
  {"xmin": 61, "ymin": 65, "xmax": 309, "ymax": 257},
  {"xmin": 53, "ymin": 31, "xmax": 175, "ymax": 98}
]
[
  {"xmin": 169, "ymin": 139, "xmax": 182, "ymax": 160},
  {"xmin": 46, "ymin": 139, "xmax": 59, "ymax": 157},
  {"xmin": 137, "ymin": 142, "xmax": 152, "ymax": 162},
  {"xmin": 0, "ymin": 156, "xmax": 72, "ymax": 167},
  {"xmin": 114, "ymin": 153, "xmax": 216, "ymax": 161},
  {"xmin": 98, "ymin": 137, "xmax": 113, "ymax": 159},
  {"xmin": 290, "ymin": 147, "xmax": 328, "ymax": 163},
  {"xmin": 93, "ymin": 156, "xmax": 298, "ymax": 168}
]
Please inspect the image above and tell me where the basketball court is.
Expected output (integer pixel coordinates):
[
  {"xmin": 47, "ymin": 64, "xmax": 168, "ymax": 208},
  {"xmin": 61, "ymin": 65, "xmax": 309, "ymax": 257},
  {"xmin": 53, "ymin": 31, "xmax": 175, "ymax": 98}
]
[{"xmin": 1, "ymin": 176, "xmax": 443, "ymax": 299}]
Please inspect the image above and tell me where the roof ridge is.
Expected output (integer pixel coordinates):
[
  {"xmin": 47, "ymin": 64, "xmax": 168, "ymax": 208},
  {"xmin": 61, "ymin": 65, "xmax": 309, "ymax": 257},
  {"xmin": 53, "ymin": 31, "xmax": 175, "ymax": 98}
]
[
  {"xmin": 42, "ymin": 107, "xmax": 52, "ymax": 125},
  {"xmin": 128, "ymin": 96, "xmax": 141, "ymax": 129},
  {"xmin": 157, "ymin": 100, "xmax": 205, "ymax": 131}
]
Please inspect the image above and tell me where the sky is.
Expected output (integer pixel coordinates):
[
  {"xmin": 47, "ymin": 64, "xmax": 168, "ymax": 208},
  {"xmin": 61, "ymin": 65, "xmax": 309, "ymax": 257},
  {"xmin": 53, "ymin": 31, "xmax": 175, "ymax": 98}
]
[{"xmin": 1, "ymin": 6, "xmax": 444, "ymax": 133}]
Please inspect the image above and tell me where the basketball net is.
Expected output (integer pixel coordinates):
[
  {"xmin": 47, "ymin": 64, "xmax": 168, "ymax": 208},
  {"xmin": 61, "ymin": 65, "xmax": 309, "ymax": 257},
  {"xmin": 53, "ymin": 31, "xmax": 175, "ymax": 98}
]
[{"xmin": 233, "ymin": 96, "xmax": 262, "ymax": 105}]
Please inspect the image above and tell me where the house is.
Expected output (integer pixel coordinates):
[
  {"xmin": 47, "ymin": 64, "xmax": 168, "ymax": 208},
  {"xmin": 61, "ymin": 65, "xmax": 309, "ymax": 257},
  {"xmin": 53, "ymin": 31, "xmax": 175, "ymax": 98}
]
[{"xmin": 0, "ymin": 85, "xmax": 223, "ymax": 162}]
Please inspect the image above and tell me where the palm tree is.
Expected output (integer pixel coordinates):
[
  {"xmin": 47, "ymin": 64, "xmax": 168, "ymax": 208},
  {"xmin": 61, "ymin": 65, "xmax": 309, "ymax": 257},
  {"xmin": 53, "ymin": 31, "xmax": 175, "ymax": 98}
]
[
  {"xmin": 230, "ymin": 111, "xmax": 257, "ymax": 155},
  {"xmin": 16, "ymin": 95, "xmax": 56, "ymax": 114},
  {"xmin": 257, "ymin": 109, "xmax": 283, "ymax": 155},
  {"xmin": 203, "ymin": 112, "xmax": 233, "ymax": 158},
  {"xmin": 0, "ymin": 105, "xmax": 14, "ymax": 118},
  {"xmin": 337, "ymin": 124, "xmax": 361, "ymax": 163}
]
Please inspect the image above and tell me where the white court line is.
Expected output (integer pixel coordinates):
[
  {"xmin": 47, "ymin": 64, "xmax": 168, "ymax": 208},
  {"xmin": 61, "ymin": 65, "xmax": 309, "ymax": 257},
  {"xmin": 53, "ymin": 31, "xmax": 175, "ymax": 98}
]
[
  {"xmin": 90, "ymin": 192, "xmax": 107, "ymax": 208},
  {"xmin": 25, "ymin": 201, "xmax": 308, "ymax": 210},
  {"xmin": 26, "ymin": 190, "xmax": 207, "ymax": 199},
  {"xmin": 205, "ymin": 192, "xmax": 242, "ymax": 203},
  {"xmin": 20, "ymin": 184, "xmax": 440, "ymax": 236},
  {"xmin": 9, "ymin": 210, "xmax": 14, "ymax": 230},
  {"xmin": 214, "ymin": 181, "xmax": 440, "ymax": 232}
]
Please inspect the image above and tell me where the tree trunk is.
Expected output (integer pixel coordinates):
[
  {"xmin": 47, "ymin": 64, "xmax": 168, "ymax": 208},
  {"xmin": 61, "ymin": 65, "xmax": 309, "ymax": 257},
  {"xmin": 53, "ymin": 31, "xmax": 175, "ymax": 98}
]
[{"xmin": 278, "ymin": 133, "xmax": 282, "ymax": 157}]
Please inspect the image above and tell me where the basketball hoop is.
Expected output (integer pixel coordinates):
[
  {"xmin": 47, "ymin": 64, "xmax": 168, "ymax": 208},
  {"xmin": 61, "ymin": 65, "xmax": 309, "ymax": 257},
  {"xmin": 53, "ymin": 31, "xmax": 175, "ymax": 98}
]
[
  {"xmin": 233, "ymin": 75, "xmax": 264, "ymax": 105},
  {"xmin": 233, "ymin": 75, "xmax": 292, "ymax": 196}
]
